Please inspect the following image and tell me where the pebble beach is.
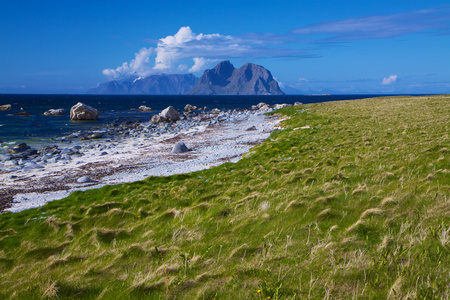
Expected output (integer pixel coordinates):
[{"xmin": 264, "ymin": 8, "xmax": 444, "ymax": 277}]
[{"xmin": 0, "ymin": 105, "xmax": 284, "ymax": 213}]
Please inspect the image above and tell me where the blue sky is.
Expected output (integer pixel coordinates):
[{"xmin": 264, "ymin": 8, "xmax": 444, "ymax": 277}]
[{"xmin": 1, "ymin": 0, "xmax": 449, "ymax": 94}]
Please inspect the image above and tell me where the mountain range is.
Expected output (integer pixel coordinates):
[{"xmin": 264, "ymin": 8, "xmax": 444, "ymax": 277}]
[
  {"xmin": 88, "ymin": 61, "xmax": 284, "ymax": 95},
  {"xmin": 87, "ymin": 74, "xmax": 198, "ymax": 95}
]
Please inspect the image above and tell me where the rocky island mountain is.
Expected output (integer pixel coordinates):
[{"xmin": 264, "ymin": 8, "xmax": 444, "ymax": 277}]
[
  {"xmin": 187, "ymin": 61, "xmax": 284, "ymax": 95},
  {"xmin": 87, "ymin": 74, "xmax": 198, "ymax": 95},
  {"xmin": 87, "ymin": 61, "xmax": 284, "ymax": 95}
]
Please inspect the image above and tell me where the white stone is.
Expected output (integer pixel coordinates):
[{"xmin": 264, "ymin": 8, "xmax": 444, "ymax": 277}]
[{"xmin": 70, "ymin": 102, "xmax": 98, "ymax": 121}]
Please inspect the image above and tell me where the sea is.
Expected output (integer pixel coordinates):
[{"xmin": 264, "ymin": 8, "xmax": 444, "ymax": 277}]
[{"xmin": 0, "ymin": 94, "xmax": 395, "ymax": 153}]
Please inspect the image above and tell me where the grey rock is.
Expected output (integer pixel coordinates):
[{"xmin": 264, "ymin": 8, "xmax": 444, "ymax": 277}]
[
  {"xmin": 99, "ymin": 151, "xmax": 108, "ymax": 156},
  {"xmin": 4, "ymin": 160, "xmax": 18, "ymax": 167},
  {"xmin": 88, "ymin": 132, "xmax": 104, "ymax": 139},
  {"xmin": 294, "ymin": 102, "xmax": 303, "ymax": 106},
  {"xmin": 22, "ymin": 162, "xmax": 44, "ymax": 171},
  {"xmin": 171, "ymin": 141, "xmax": 190, "ymax": 154},
  {"xmin": 246, "ymin": 126, "xmax": 257, "ymax": 131},
  {"xmin": 61, "ymin": 148, "xmax": 73, "ymax": 155},
  {"xmin": 70, "ymin": 102, "xmax": 98, "ymax": 120},
  {"xmin": 6, "ymin": 143, "xmax": 30, "ymax": 154},
  {"xmin": 0, "ymin": 154, "xmax": 12, "ymax": 162},
  {"xmin": 151, "ymin": 114, "xmax": 166, "ymax": 123},
  {"xmin": 13, "ymin": 149, "xmax": 38, "ymax": 159},
  {"xmin": 77, "ymin": 176, "xmax": 96, "ymax": 183},
  {"xmin": 5, "ymin": 167, "xmax": 21, "ymax": 172}
]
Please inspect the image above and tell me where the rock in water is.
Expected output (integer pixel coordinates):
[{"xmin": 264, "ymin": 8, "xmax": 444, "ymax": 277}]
[
  {"xmin": 0, "ymin": 104, "xmax": 11, "ymax": 111},
  {"xmin": 138, "ymin": 105, "xmax": 153, "ymax": 112},
  {"xmin": 70, "ymin": 102, "xmax": 98, "ymax": 120},
  {"xmin": 160, "ymin": 106, "xmax": 180, "ymax": 122},
  {"xmin": 184, "ymin": 104, "xmax": 197, "ymax": 112},
  {"xmin": 43, "ymin": 108, "xmax": 66, "ymax": 116},
  {"xmin": 171, "ymin": 141, "xmax": 190, "ymax": 153},
  {"xmin": 6, "ymin": 143, "xmax": 30, "ymax": 154}
]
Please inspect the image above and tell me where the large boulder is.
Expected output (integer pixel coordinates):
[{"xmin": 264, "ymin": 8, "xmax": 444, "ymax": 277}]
[
  {"xmin": 160, "ymin": 106, "xmax": 180, "ymax": 122},
  {"xmin": 43, "ymin": 108, "xmax": 66, "ymax": 116},
  {"xmin": 70, "ymin": 102, "xmax": 98, "ymax": 121},
  {"xmin": 0, "ymin": 104, "xmax": 11, "ymax": 111}
]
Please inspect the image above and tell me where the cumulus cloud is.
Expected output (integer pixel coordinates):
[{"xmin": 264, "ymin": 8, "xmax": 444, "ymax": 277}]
[
  {"xmin": 102, "ymin": 47, "xmax": 153, "ymax": 79},
  {"xmin": 102, "ymin": 26, "xmax": 313, "ymax": 79},
  {"xmin": 188, "ymin": 57, "xmax": 218, "ymax": 72},
  {"xmin": 382, "ymin": 75, "xmax": 398, "ymax": 85}
]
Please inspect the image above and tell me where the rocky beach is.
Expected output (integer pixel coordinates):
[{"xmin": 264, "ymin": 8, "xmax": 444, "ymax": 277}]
[{"xmin": 0, "ymin": 103, "xmax": 288, "ymax": 213}]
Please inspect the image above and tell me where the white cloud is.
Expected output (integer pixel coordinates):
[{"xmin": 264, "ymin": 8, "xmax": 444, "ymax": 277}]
[
  {"xmin": 101, "ymin": 26, "xmax": 312, "ymax": 79},
  {"xmin": 382, "ymin": 74, "xmax": 398, "ymax": 85},
  {"xmin": 153, "ymin": 26, "xmax": 232, "ymax": 71},
  {"xmin": 189, "ymin": 57, "xmax": 218, "ymax": 72},
  {"xmin": 102, "ymin": 47, "xmax": 153, "ymax": 79}
]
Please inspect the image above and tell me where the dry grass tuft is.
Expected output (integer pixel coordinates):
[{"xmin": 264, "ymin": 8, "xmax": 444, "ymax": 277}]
[
  {"xmin": 41, "ymin": 280, "xmax": 59, "ymax": 298},
  {"xmin": 352, "ymin": 184, "xmax": 367, "ymax": 195},
  {"xmin": 381, "ymin": 197, "xmax": 397, "ymax": 207},
  {"xmin": 360, "ymin": 208, "xmax": 385, "ymax": 219},
  {"xmin": 285, "ymin": 200, "xmax": 305, "ymax": 211}
]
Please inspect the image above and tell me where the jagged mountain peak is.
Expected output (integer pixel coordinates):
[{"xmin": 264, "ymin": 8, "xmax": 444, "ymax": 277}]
[{"xmin": 187, "ymin": 61, "xmax": 284, "ymax": 95}]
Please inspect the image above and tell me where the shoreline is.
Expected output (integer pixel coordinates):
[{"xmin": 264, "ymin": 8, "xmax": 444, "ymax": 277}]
[{"xmin": 0, "ymin": 107, "xmax": 283, "ymax": 213}]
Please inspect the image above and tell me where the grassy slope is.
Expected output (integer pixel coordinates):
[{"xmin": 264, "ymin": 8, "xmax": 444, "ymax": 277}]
[{"xmin": 0, "ymin": 95, "xmax": 448, "ymax": 299}]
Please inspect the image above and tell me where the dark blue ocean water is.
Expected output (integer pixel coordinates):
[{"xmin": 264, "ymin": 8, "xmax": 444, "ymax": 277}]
[{"xmin": 0, "ymin": 94, "xmax": 392, "ymax": 151}]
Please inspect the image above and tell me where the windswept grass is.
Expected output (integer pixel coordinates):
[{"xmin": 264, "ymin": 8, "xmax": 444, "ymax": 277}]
[{"xmin": 0, "ymin": 95, "xmax": 448, "ymax": 299}]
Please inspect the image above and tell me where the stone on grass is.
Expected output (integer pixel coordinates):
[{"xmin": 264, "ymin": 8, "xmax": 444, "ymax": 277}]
[
  {"xmin": 273, "ymin": 103, "xmax": 291, "ymax": 109},
  {"xmin": 70, "ymin": 102, "xmax": 98, "ymax": 121}
]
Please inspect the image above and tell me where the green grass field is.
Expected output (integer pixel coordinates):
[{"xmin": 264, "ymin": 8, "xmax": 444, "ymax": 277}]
[{"xmin": 0, "ymin": 95, "xmax": 448, "ymax": 299}]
